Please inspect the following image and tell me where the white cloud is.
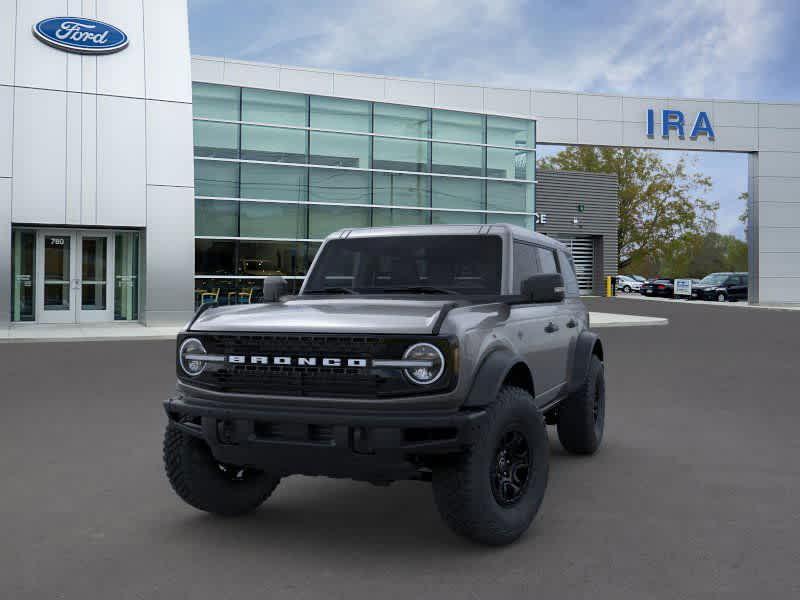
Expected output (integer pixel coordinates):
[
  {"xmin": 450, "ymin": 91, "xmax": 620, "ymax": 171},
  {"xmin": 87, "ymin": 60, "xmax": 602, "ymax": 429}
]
[{"xmin": 230, "ymin": 0, "xmax": 781, "ymax": 100}]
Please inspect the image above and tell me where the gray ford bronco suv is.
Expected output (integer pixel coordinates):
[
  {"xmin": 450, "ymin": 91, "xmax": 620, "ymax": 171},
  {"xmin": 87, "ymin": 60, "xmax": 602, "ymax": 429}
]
[{"xmin": 164, "ymin": 224, "xmax": 605, "ymax": 545}]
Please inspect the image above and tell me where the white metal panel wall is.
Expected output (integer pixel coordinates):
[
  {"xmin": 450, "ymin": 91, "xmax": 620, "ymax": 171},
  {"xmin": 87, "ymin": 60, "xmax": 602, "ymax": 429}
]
[
  {"xmin": 145, "ymin": 185, "xmax": 194, "ymax": 324},
  {"xmin": 96, "ymin": 95, "xmax": 147, "ymax": 226},
  {"xmin": 13, "ymin": 0, "xmax": 69, "ymax": 90},
  {"xmin": 146, "ymin": 100, "xmax": 195, "ymax": 187},
  {"xmin": 0, "ymin": 178, "xmax": 11, "ymax": 323},
  {"xmin": 96, "ymin": 0, "xmax": 146, "ymax": 98},
  {"xmin": 142, "ymin": 0, "xmax": 192, "ymax": 103},
  {"xmin": 0, "ymin": 0, "xmax": 15, "ymax": 85},
  {"xmin": 0, "ymin": 85, "xmax": 12, "ymax": 178},
  {"xmin": 11, "ymin": 87, "xmax": 67, "ymax": 224},
  {"xmin": 1, "ymin": 0, "xmax": 195, "ymax": 325}
]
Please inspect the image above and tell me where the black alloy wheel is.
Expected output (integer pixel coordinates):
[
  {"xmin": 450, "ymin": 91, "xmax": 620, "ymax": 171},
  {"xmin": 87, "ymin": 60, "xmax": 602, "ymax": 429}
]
[
  {"xmin": 217, "ymin": 463, "xmax": 256, "ymax": 482},
  {"xmin": 490, "ymin": 428, "xmax": 532, "ymax": 506}
]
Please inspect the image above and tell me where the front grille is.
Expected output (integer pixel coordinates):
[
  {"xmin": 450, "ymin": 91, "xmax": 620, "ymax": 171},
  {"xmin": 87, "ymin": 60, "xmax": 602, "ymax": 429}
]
[{"xmin": 184, "ymin": 333, "xmax": 453, "ymax": 399}]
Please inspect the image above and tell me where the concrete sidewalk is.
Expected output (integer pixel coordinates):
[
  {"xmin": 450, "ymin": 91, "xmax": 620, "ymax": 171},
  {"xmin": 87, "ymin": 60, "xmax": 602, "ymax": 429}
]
[
  {"xmin": 616, "ymin": 293, "xmax": 800, "ymax": 311},
  {"xmin": 0, "ymin": 322, "xmax": 182, "ymax": 343},
  {"xmin": 1, "ymin": 311, "xmax": 666, "ymax": 342},
  {"xmin": 589, "ymin": 311, "xmax": 668, "ymax": 328}
]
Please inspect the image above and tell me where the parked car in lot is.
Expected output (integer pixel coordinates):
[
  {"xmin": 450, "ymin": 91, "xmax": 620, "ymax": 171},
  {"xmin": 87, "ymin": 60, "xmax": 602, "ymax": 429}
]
[
  {"xmin": 691, "ymin": 272, "xmax": 749, "ymax": 302},
  {"xmin": 640, "ymin": 279, "xmax": 674, "ymax": 298},
  {"xmin": 616, "ymin": 275, "xmax": 643, "ymax": 293}
]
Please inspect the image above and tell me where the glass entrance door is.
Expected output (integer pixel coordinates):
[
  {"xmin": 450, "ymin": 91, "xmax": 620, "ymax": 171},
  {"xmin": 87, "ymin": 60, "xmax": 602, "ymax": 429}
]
[
  {"xmin": 37, "ymin": 231, "xmax": 75, "ymax": 323},
  {"xmin": 35, "ymin": 231, "xmax": 114, "ymax": 323},
  {"xmin": 78, "ymin": 232, "xmax": 113, "ymax": 322}
]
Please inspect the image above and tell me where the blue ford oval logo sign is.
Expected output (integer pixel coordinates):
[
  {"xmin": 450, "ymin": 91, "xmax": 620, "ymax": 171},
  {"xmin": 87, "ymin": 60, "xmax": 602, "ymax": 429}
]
[{"xmin": 32, "ymin": 17, "xmax": 128, "ymax": 55}]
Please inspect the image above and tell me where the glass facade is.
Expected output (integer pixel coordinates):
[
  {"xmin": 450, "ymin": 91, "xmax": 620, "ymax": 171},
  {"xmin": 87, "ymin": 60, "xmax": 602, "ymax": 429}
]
[{"xmin": 192, "ymin": 82, "xmax": 536, "ymax": 304}]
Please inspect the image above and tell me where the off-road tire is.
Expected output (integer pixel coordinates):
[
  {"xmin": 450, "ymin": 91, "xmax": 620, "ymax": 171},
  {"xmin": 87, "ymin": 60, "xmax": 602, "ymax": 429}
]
[
  {"xmin": 557, "ymin": 355, "xmax": 605, "ymax": 454},
  {"xmin": 432, "ymin": 386, "xmax": 549, "ymax": 546},
  {"xmin": 163, "ymin": 424, "xmax": 280, "ymax": 516}
]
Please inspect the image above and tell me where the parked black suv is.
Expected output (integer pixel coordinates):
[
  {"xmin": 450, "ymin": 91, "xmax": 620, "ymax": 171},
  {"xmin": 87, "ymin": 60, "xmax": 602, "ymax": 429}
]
[
  {"xmin": 691, "ymin": 272, "xmax": 749, "ymax": 302},
  {"xmin": 640, "ymin": 279, "xmax": 674, "ymax": 298}
]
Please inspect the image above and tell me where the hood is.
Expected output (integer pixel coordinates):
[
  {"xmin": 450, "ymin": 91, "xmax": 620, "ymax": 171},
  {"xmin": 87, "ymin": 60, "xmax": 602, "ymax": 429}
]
[{"xmin": 188, "ymin": 297, "xmax": 456, "ymax": 335}]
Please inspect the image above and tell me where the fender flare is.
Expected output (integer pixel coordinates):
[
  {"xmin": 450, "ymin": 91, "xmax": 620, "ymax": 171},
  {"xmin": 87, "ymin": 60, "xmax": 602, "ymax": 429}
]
[
  {"xmin": 568, "ymin": 330, "xmax": 603, "ymax": 395},
  {"xmin": 463, "ymin": 347, "xmax": 528, "ymax": 408}
]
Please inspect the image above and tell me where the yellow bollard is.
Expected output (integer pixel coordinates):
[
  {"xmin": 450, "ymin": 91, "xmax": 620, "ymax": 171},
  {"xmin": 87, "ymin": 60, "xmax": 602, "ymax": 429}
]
[{"xmin": 606, "ymin": 276, "xmax": 613, "ymax": 297}]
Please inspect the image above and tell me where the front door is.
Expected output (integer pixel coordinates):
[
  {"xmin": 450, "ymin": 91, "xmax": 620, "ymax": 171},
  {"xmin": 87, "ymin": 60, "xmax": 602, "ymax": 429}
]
[{"xmin": 36, "ymin": 231, "xmax": 114, "ymax": 323}]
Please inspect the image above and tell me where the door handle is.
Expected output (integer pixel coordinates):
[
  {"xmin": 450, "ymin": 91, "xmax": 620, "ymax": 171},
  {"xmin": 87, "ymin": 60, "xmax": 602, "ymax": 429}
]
[
  {"xmin": 544, "ymin": 322, "xmax": 559, "ymax": 333},
  {"xmin": 566, "ymin": 318, "xmax": 577, "ymax": 328}
]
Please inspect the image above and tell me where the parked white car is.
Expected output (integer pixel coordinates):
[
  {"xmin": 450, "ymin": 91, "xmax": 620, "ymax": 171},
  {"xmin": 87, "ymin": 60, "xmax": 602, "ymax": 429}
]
[{"xmin": 616, "ymin": 275, "xmax": 643, "ymax": 293}]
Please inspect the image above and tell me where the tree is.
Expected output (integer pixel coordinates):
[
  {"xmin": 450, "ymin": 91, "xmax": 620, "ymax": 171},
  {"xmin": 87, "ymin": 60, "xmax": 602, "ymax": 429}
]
[
  {"xmin": 538, "ymin": 147, "xmax": 718, "ymax": 271},
  {"xmin": 624, "ymin": 231, "xmax": 747, "ymax": 278},
  {"xmin": 738, "ymin": 191, "xmax": 749, "ymax": 225}
]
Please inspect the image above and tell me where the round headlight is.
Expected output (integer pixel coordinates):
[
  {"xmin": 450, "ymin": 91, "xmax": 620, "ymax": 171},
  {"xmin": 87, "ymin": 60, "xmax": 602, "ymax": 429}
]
[
  {"xmin": 179, "ymin": 337, "xmax": 207, "ymax": 376},
  {"xmin": 403, "ymin": 343, "xmax": 445, "ymax": 385}
]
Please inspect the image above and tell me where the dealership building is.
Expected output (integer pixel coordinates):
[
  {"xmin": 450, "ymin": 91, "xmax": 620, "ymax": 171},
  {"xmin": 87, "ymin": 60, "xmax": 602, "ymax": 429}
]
[{"xmin": 2, "ymin": 1, "xmax": 800, "ymax": 327}]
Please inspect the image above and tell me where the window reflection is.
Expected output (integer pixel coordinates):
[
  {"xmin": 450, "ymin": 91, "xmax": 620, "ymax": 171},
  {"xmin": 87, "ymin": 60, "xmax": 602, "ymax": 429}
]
[
  {"xmin": 242, "ymin": 88, "xmax": 307, "ymax": 126},
  {"xmin": 193, "ymin": 83, "xmax": 240, "ymax": 121},
  {"xmin": 193, "ymin": 121, "xmax": 239, "ymax": 159},
  {"xmin": 193, "ymin": 84, "xmax": 538, "ymax": 293}
]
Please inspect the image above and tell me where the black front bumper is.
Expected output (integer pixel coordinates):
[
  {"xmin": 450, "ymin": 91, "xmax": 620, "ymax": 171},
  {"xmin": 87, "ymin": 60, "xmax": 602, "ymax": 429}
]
[{"xmin": 164, "ymin": 394, "xmax": 485, "ymax": 482}]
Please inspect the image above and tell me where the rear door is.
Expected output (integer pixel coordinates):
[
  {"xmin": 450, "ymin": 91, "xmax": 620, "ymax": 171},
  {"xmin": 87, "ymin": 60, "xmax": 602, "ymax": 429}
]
[
  {"xmin": 508, "ymin": 242, "xmax": 571, "ymax": 401},
  {"xmin": 731, "ymin": 275, "xmax": 748, "ymax": 299}
]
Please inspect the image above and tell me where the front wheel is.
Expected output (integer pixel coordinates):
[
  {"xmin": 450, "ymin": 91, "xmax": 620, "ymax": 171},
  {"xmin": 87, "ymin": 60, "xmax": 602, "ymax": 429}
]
[
  {"xmin": 717, "ymin": 292, "xmax": 727, "ymax": 302},
  {"xmin": 623, "ymin": 285, "xmax": 632, "ymax": 293},
  {"xmin": 432, "ymin": 386, "xmax": 549, "ymax": 546},
  {"xmin": 163, "ymin": 424, "xmax": 280, "ymax": 516}
]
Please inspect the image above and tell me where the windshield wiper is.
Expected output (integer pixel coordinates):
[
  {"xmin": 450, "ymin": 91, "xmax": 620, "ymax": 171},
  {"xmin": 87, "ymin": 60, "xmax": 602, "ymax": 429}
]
[
  {"xmin": 376, "ymin": 285, "xmax": 459, "ymax": 295},
  {"xmin": 304, "ymin": 286, "xmax": 358, "ymax": 295}
]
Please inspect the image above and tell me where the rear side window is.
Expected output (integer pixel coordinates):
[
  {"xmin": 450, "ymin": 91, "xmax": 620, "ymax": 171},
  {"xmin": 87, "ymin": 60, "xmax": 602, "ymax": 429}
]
[
  {"xmin": 557, "ymin": 250, "xmax": 580, "ymax": 297},
  {"xmin": 536, "ymin": 247, "xmax": 560, "ymax": 275},
  {"xmin": 513, "ymin": 242, "xmax": 541, "ymax": 293}
]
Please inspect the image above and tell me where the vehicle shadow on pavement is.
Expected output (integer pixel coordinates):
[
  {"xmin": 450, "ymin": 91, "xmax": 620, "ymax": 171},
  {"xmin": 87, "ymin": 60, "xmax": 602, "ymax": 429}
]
[{"xmin": 153, "ymin": 436, "xmax": 604, "ymax": 559}]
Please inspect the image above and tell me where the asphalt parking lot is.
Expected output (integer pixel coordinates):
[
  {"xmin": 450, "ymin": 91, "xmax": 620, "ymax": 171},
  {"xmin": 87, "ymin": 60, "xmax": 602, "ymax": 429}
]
[{"xmin": 1, "ymin": 298, "xmax": 799, "ymax": 599}]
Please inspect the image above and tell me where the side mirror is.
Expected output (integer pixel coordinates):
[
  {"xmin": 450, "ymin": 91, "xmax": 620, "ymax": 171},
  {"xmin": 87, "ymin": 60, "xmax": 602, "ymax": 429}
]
[
  {"xmin": 262, "ymin": 276, "xmax": 288, "ymax": 302},
  {"xmin": 521, "ymin": 273, "xmax": 565, "ymax": 303}
]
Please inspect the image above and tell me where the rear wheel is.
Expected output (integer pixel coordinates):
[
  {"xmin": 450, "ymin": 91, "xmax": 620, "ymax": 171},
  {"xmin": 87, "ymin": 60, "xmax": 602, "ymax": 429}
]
[
  {"xmin": 163, "ymin": 424, "xmax": 280, "ymax": 516},
  {"xmin": 432, "ymin": 386, "xmax": 549, "ymax": 546},
  {"xmin": 557, "ymin": 355, "xmax": 605, "ymax": 454}
]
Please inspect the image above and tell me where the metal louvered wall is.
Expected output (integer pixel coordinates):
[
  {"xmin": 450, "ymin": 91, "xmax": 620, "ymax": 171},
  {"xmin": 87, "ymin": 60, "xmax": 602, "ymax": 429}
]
[
  {"xmin": 535, "ymin": 169, "xmax": 619, "ymax": 295},
  {"xmin": 557, "ymin": 237, "xmax": 595, "ymax": 293}
]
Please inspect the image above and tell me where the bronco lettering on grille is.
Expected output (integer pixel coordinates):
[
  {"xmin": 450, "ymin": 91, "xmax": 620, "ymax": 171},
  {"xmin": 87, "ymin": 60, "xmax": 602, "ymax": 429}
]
[{"xmin": 227, "ymin": 355, "xmax": 368, "ymax": 368}]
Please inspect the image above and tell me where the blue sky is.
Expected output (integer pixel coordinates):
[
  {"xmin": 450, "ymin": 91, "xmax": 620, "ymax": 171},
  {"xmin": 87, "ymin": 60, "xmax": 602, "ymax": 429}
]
[{"xmin": 188, "ymin": 0, "xmax": 800, "ymax": 239}]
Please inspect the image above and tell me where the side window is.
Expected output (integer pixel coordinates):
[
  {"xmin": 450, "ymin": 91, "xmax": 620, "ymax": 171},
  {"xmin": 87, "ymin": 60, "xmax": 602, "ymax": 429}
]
[
  {"xmin": 557, "ymin": 250, "xmax": 580, "ymax": 297},
  {"xmin": 513, "ymin": 242, "xmax": 540, "ymax": 293},
  {"xmin": 536, "ymin": 247, "xmax": 560, "ymax": 274}
]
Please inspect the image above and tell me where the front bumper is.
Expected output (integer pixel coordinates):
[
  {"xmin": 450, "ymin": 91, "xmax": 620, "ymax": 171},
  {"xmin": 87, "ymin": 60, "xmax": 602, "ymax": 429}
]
[{"xmin": 164, "ymin": 393, "xmax": 486, "ymax": 481}]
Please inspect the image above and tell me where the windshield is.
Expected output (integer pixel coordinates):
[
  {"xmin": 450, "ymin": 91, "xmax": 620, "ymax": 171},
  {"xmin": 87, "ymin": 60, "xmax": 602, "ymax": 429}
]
[
  {"xmin": 303, "ymin": 235, "xmax": 503, "ymax": 295},
  {"xmin": 699, "ymin": 273, "xmax": 728, "ymax": 285}
]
